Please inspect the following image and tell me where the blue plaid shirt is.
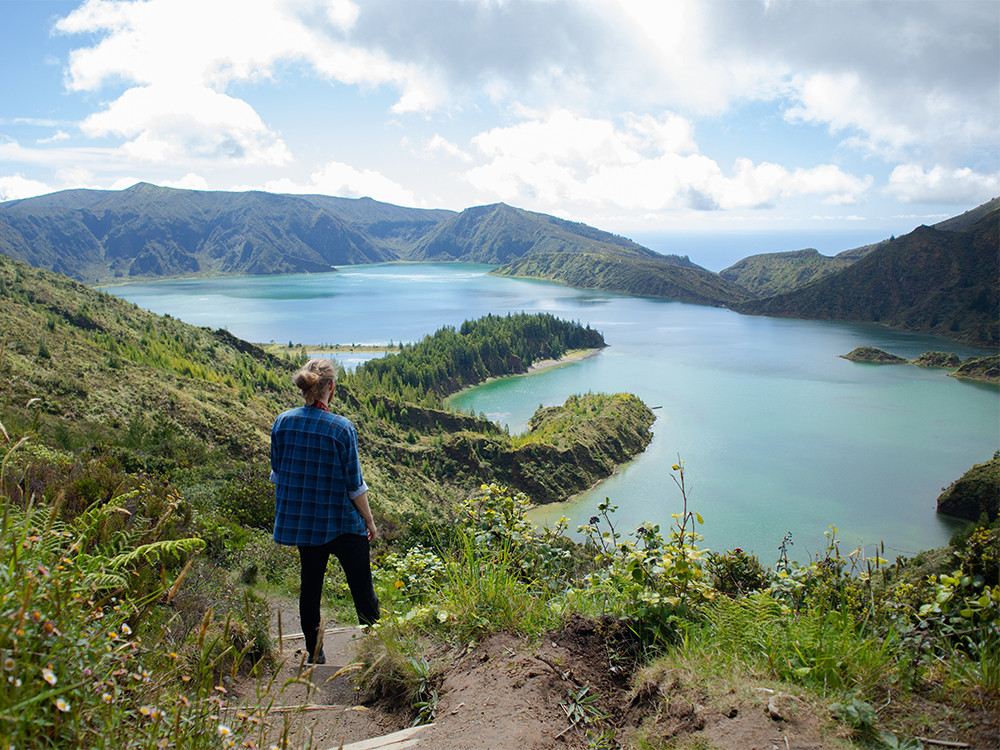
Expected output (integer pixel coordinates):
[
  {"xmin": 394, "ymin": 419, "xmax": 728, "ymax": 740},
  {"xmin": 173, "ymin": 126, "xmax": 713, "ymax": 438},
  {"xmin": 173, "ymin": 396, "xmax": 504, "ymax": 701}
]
[{"xmin": 270, "ymin": 404, "xmax": 369, "ymax": 547}]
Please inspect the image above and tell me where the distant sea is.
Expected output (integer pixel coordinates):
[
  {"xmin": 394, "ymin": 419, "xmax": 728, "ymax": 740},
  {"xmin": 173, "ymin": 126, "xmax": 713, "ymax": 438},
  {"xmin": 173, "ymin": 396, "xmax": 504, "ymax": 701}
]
[{"xmin": 628, "ymin": 229, "xmax": 900, "ymax": 272}]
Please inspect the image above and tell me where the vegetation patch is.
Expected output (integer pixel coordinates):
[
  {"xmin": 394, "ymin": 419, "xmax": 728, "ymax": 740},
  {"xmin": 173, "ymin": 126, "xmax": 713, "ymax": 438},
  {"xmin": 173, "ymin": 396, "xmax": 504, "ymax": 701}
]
[{"xmin": 841, "ymin": 347, "xmax": 908, "ymax": 364}]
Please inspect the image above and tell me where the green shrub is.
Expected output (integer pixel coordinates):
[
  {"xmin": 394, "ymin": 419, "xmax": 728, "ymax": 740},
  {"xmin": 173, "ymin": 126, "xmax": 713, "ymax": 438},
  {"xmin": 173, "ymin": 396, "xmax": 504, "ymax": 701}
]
[
  {"xmin": 706, "ymin": 548, "xmax": 769, "ymax": 596},
  {"xmin": 215, "ymin": 465, "xmax": 274, "ymax": 530}
]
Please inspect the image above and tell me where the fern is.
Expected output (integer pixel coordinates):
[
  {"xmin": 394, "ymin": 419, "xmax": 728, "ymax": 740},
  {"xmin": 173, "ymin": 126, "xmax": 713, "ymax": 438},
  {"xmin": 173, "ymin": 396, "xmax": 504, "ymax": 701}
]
[{"xmin": 108, "ymin": 537, "xmax": 205, "ymax": 569}]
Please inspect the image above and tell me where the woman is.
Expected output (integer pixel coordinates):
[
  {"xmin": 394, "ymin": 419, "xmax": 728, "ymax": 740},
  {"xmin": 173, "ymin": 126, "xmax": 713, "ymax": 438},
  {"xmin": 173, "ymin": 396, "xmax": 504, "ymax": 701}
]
[{"xmin": 270, "ymin": 358, "xmax": 379, "ymax": 664}]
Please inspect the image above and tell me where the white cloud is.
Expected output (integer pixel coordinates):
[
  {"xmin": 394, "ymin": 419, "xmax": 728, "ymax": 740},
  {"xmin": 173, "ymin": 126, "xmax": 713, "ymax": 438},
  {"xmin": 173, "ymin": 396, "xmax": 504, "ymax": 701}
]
[
  {"xmin": 465, "ymin": 110, "xmax": 871, "ymax": 214},
  {"xmin": 80, "ymin": 84, "xmax": 291, "ymax": 165},
  {"xmin": 264, "ymin": 160, "xmax": 417, "ymax": 206},
  {"xmin": 0, "ymin": 174, "xmax": 55, "ymax": 202},
  {"xmin": 326, "ymin": 0, "xmax": 360, "ymax": 30},
  {"xmin": 885, "ymin": 165, "xmax": 1000, "ymax": 205},
  {"xmin": 161, "ymin": 173, "xmax": 211, "ymax": 191},
  {"xmin": 23, "ymin": 0, "xmax": 994, "ymax": 218},
  {"xmin": 36, "ymin": 131, "xmax": 71, "ymax": 145},
  {"xmin": 422, "ymin": 135, "xmax": 472, "ymax": 163}
]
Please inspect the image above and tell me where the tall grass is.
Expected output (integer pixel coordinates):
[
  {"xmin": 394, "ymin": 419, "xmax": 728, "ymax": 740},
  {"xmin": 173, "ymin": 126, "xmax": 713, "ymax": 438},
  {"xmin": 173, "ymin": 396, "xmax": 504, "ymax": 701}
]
[{"xmin": 436, "ymin": 529, "xmax": 562, "ymax": 640}]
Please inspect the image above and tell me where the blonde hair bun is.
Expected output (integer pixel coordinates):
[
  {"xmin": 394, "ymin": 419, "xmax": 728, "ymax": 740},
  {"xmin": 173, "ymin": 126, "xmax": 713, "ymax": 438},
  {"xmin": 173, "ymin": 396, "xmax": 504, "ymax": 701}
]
[{"xmin": 293, "ymin": 358, "xmax": 337, "ymax": 403}]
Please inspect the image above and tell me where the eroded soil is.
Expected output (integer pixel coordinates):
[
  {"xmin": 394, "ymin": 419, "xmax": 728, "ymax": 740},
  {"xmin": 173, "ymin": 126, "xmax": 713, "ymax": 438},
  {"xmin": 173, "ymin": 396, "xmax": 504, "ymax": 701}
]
[{"xmin": 233, "ymin": 605, "xmax": 999, "ymax": 750}]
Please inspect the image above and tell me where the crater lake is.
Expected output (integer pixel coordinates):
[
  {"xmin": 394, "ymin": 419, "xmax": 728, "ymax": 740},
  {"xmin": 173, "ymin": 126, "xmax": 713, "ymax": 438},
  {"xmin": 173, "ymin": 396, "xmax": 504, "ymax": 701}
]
[{"xmin": 106, "ymin": 263, "xmax": 999, "ymax": 562}]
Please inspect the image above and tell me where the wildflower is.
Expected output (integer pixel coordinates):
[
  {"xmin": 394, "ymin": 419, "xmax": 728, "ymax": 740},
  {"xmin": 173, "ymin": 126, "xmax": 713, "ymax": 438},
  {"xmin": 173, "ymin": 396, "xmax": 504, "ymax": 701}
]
[
  {"xmin": 42, "ymin": 668, "xmax": 57, "ymax": 686},
  {"xmin": 30, "ymin": 611, "xmax": 42, "ymax": 624},
  {"xmin": 3, "ymin": 657, "xmax": 14, "ymax": 671},
  {"xmin": 218, "ymin": 724, "xmax": 233, "ymax": 738},
  {"xmin": 55, "ymin": 698, "xmax": 70, "ymax": 712},
  {"xmin": 121, "ymin": 623, "xmax": 132, "ymax": 635},
  {"xmin": 102, "ymin": 693, "xmax": 112, "ymax": 704}
]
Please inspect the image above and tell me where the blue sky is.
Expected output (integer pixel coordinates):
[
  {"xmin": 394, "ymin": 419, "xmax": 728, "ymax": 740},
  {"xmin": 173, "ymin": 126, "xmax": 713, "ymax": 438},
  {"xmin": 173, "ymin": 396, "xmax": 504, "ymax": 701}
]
[{"xmin": 1, "ymin": 0, "xmax": 997, "ymax": 257}]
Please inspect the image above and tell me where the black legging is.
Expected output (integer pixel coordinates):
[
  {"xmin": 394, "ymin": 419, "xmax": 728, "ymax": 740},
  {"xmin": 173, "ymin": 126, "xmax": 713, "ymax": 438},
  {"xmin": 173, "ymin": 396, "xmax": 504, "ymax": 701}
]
[{"xmin": 298, "ymin": 533, "xmax": 380, "ymax": 658}]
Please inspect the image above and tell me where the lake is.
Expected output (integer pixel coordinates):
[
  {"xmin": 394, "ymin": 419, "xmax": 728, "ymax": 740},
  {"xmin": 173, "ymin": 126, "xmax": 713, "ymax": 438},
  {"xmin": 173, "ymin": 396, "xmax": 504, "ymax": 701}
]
[{"xmin": 106, "ymin": 263, "xmax": 999, "ymax": 563}]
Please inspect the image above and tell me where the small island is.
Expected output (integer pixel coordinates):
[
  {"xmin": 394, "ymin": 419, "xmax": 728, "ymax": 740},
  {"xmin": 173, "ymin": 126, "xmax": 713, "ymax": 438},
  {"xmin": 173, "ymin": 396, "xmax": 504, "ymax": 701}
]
[
  {"xmin": 950, "ymin": 354, "xmax": 1000, "ymax": 383},
  {"xmin": 841, "ymin": 348, "xmax": 999, "ymax": 384},
  {"xmin": 912, "ymin": 351, "xmax": 962, "ymax": 368},
  {"xmin": 841, "ymin": 346, "xmax": 908, "ymax": 364}
]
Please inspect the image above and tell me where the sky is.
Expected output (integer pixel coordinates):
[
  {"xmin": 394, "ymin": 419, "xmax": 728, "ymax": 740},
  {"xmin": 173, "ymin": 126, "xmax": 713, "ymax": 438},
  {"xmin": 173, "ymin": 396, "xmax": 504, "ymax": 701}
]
[{"xmin": 0, "ymin": 0, "xmax": 997, "ymax": 266}]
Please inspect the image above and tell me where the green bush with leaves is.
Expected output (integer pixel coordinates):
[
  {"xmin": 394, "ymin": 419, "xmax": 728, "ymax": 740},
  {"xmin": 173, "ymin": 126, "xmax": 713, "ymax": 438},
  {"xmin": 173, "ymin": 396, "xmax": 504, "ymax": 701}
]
[
  {"xmin": 575, "ymin": 461, "xmax": 714, "ymax": 646},
  {"xmin": 215, "ymin": 465, "xmax": 275, "ymax": 531}
]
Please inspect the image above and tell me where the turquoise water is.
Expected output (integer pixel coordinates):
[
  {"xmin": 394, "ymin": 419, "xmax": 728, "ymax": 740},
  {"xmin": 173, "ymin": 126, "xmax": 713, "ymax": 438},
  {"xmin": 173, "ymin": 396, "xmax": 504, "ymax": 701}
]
[{"xmin": 108, "ymin": 263, "xmax": 999, "ymax": 561}]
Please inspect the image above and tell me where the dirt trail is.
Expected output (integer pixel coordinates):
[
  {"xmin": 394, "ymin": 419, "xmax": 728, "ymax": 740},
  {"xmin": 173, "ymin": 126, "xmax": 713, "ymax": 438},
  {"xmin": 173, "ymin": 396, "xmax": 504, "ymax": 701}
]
[
  {"xmin": 244, "ymin": 623, "xmax": 410, "ymax": 749},
  {"xmin": 231, "ymin": 606, "xmax": 997, "ymax": 749}
]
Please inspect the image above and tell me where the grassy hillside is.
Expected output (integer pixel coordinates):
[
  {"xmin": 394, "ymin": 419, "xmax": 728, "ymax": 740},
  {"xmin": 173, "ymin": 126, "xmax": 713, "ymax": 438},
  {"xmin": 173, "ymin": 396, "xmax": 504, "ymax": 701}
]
[
  {"xmin": 402, "ymin": 202, "xmax": 690, "ymax": 266},
  {"xmin": 492, "ymin": 250, "xmax": 755, "ymax": 307},
  {"xmin": 720, "ymin": 247, "xmax": 855, "ymax": 297},
  {"xmin": 0, "ymin": 253, "xmax": 293, "ymax": 467},
  {"xmin": 719, "ymin": 199, "xmax": 1000, "ymax": 298},
  {"xmin": 0, "ymin": 183, "xmax": 449, "ymax": 283},
  {"xmin": 734, "ymin": 210, "xmax": 999, "ymax": 347}
]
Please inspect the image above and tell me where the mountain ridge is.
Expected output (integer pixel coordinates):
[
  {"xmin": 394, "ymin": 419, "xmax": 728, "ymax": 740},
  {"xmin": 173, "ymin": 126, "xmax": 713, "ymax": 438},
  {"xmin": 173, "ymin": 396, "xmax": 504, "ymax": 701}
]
[
  {"xmin": 733, "ymin": 210, "xmax": 999, "ymax": 347},
  {"xmin": 2, "ymin": 184, "xmax": 997, "ymax": 345}
]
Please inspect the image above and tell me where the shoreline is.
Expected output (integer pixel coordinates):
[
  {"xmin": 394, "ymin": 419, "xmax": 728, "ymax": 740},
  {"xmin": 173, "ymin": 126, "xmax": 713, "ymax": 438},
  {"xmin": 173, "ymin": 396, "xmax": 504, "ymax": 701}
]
[
  {"xmin": 526, "ymin": 347, "xmax": 602, "ymax": 374},
  {"xmin": 260, "ymin": 343, "xmax": 400, "ymax": 355},
  {"xmin": 446, "ymin": 347, "xmax": 604, "ymax": 401}
]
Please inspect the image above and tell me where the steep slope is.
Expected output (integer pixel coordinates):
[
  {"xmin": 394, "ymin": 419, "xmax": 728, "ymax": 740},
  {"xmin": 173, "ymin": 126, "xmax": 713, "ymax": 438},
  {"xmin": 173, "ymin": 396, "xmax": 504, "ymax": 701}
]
[
  {"xmin": 0, "ymin": 184, "xmax": 449, "ymax": 283},
  {"xmin": 720, "ymin": 198, "xmax": 999, "ymax": 297},
  {"xmin": 492, "ymin": 251, "xmax": 755, "ymax": 307},
  {"xmin": 402, "ymin": 202, "xmax": 695, "ymax": 266},
  {"xmin": 720, "ymin": 248, "xmax": 855, "ymax": 297},
  {"xmin": 734, "ymin": 209, "xmax": 999, "ymax": 347}
]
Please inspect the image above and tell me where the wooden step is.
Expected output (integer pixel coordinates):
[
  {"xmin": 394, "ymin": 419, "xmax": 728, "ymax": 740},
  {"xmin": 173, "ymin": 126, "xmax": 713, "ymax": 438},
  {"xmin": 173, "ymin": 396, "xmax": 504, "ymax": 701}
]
[{"xmin": 333, "ymin": 724, "xmax": 435, "ymax": 750}]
